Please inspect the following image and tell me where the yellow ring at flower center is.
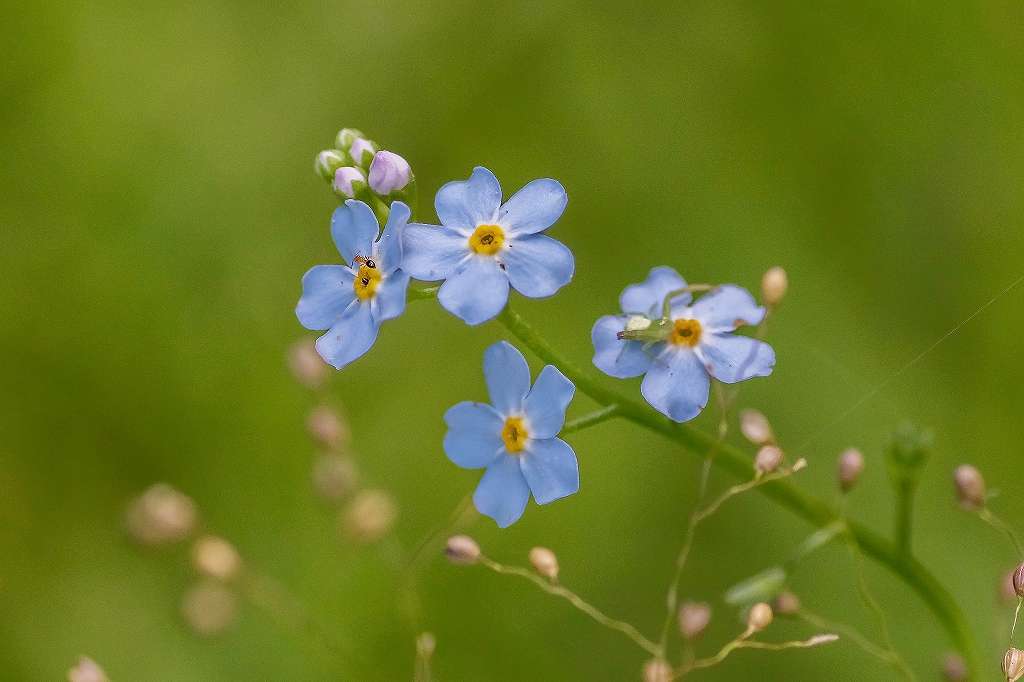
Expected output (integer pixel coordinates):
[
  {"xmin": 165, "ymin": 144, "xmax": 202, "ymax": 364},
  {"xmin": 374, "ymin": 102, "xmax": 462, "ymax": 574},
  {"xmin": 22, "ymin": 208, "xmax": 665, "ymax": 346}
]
[
  {"xmin": 353, "ymin": 264, "xmax": 382, "ymax": 301},
  {"xmin": 468, "ymin": 224, "xmax": 505, "ymax": 256},
  {"xmin": 501, "ymin": 416, "xmax": 529, "ymax": 453},
  {"xmin": 670, "ymin": 318, "xmax": 702, "ymax": 347}
]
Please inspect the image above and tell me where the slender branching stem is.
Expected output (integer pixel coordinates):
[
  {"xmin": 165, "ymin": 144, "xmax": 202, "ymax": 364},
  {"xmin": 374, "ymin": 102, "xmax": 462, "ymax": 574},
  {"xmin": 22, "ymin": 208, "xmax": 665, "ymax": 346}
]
[
  {"xmin": 797, "ymin": 609, "xmax": 892, "ymax": 662},
  {"xmin": 674, "ymin": 627, "xmax": 837, "ymax": 678},
  {"xmin": 978, "ymin": 507, "xmax": 1024, "ymax": 559},
  {"xmin": 562, "ymin": 404, "xmax": 620, "ymax": 435}
]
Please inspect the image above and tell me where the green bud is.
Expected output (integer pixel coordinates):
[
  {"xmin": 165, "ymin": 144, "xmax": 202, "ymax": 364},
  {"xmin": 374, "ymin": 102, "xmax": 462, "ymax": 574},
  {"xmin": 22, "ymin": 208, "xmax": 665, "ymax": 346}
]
[
  {"xmin": 335, "ymin": 128, "xmax": 366, "ymax": 150},
  {"xmin": 886, "ymin": 422, "xmax": 932, "ymax": 487},
  {"xmin": 725, "ymin": 565, "xmax": 787, "ymax": 607},
  {"xmin": 315, "ymin": 150, "xmax": 347, "ymax": 182}
]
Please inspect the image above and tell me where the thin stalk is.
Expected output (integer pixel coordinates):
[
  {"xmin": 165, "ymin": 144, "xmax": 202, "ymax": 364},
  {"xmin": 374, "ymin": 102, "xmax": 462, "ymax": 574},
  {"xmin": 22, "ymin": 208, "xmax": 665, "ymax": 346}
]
[
  {"xmin": 978, "ymin": 507, "xmax": 1024, "ymax": 558},
  {"xmin": 562, "ymin": 404, "xmax": 620, "ymax": 435},
  {"xmin": 894, "ymin": 479, "xmax": 915, "ymax": 555}
]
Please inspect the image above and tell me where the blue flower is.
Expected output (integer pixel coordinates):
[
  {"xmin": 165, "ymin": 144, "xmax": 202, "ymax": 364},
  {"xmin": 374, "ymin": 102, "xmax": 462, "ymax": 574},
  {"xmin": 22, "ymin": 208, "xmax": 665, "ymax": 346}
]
[
  {"xmin": 444, "ymin": 341, "xmax": 578, "ymax": 527},
  {"xmin": 402, "ymin": 167, "xmax": 574, "ymax": 325},
  {"xmin": 296, "ymin": 200, "xmax": 410, "ymax": 369},
  {"xmin": 591, "ymin": 267, "xmax": 775, "ymax": 422}
]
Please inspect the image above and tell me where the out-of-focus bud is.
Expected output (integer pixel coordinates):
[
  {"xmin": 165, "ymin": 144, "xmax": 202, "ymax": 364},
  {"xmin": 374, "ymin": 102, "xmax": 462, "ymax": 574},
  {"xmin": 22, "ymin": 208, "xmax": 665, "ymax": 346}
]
[
  {"xmin": 677, "ymin": 601, "xmax": 711, "ymax": 640},
  {"xmin": 953, "ymin": 464, "xmax": 986, "ymax": 510},
  {"xmin": 335, "ymin": 128, "xmax": 365, "ymax": 151},
  {"xmin": 125, "ymin": 483, "xmax": 198, "ymax": 546},
  {"xmin": 67, "ymin": 657, "xmax": 108, "ymax": 682},
  {"xmin": 349, "ymin": 137, "xmax": 377, "ymax": 168},
  {"xmin": 416, "ymin": 631, "xmax": 436, "ymax": 658},
  {"xmin": 739, "ymin": 409, "xmax": 774, "ymax": 446},
  {"xmin": 761, "ymin": 266, "xmax": 788, "ymax": 307},
  {"xmin": 333, "ymin": 166, "xmax": 366, "ymax": 198},
  {"xmin": 642, "ymin": 659, "xmax": 672, "ymax": 682},
  {"xmin": 288, "ymin": 338, "xmax": 328, "ymax": 389},
  {"xmin": 528, "ymin": 547, "xmax": 559, "ymax": 580},
  {"xmin": 1002, "ymin": 568, "xmax": 1019, "ymax": 603},
  {"xmin": 315, "ymin": 150, "xmax": 347, "ymax": 182},
  {"xmin": 343, "ymin": 489, "xmax": 398, "ymax": 542},
  {"xmin": 311, "ymin": 453, "xmax": 358, "ymax": 502},
  {"xmin": 941, "ymin": 653, "xmax": 968, "ymax": 681},
  {"xmin": 1004, "ymin": 647, "xmax": 1024, "ymax": 682},
  {"xmin": 191, "ymin": 535, "xmax": 242, "ymax": 582},
  {"xmin": 445, "ymin": 535, "xmax": 481, "ymax": 565},
  {"xmin": 746, "ymin": 602, "xmax": 774, "ymax": 632},
  {"xmin": 306, "ymin": 405, "xmax": 349, "ymax": 451},
  {"xmin": 837, "ymin": 448, "xmax": 865, "ymax": 493},
  {"xmin": 181, "ymin": 580, "xmax": 238, "ymax": 636},
  {"xmin": 755, "ymin": 445, "xmax": 784, "ymax": 475},
  {"xmin": 773, "ymin": 590, "xmax": 801, "ymax": 616},
  {"xmin": 367, "ymin": 151, "xmax": 412, "ymax": 195}
]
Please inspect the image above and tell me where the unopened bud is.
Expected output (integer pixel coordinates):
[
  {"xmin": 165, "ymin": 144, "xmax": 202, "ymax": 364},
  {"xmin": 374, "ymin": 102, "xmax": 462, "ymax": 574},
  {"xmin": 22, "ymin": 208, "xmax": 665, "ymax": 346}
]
[
  {"xmin": 953, "ymin": 464, "xmax": 986, "ymax": 510},
  {"xmin": 181, "ymin": 580, "xmax": 238, "ymax": 636},
  {"xmin": 1012, "ymin": 563, "xmax": 1024, "ymax": 599},
  {"xmin": 416, "ymin": 631, "xmax": 436, "ymax": 658},
  {"xmin": 125, "ymin": 483, "xmax": 198, "ymax": 546},
  {"xmin": 306, "ymin": 405, "xmax": 349, "ymax": 451},
  {"xmin": 349, "ymin": 137, "xmax": 377, "ymax": 168},
  {"xmin": 288, "ymin": 338, "xmax": 328, "ymax": 389},
  {"xmin": 335, "ymin": 128, "xmax": 365, "ymax": 151},
  {"xmin": 444, "ymin": 535, "xmax": 480, "ymax": 565},
  {"xmin": 746, "ymin": 602, "xmax": 774, "ymax": 632},
  {"xmin": 67, "ymin": 657, "xmax": 108, "ymax": 682},
  {"xmin": 773, "ymin": 590, "xmax": 801, "ymax": 616},
  {"xmin": 755, "ymin": 445, "xmax": 784, "ymax": 475},
  {"xmin": 368, "ymin": 151, "xmax": 412, "ymax": 195},
  {"xmin": 739, "ymin": 409, "xmax": 774, "ymax": 446},
  {"xmin": 333, "ymin": 166, "xmax": 366, "ymax": 198},
  {"xmin": 677, "ymin": 601, "xmax": 711, "ymax": 640},
  {"xmin": 191, "ymin": 535, "xmax": 242, "ymax": 581},
  {"xmin": 315, "ymin": 150, "xmax": 347, "ymax": 182},
  {"xmin": 761, "ymin": 266, "xmax": 788, "ymax": 307},
  {"xmin": 942, "ymin": 653, "xmax": 968, "ymax": 681},
  {"xmin": 312, "ymin": 454, "xmax": 358, "ymax": 502},
  {"xmin": 1003, "ymin": 569, "xmax": 1020, "ymax": 603},
  {"xmin": 838, "ymin": 448, "xmax": 865, "ymax": 492},
  {"xmin": 642, "ymin": 659, "xmax": 672, "ymax": 682},
  {"xmin": 528, "ymin": 546, "xmax": 559, "ymax": 580},
  {"xmin": 1005, "ymin": 647, "xmax": 1024, "ymax": 682},
  {"xmin": 343, "ymin": 489, "xmax": 397, "ymax": 542}
]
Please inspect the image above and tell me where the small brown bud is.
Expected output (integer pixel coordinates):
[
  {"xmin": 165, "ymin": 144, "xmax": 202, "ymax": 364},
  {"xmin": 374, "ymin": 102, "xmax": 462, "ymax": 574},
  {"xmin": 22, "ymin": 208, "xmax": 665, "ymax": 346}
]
[
  {"xmin": 311, "ymin": 454, "xmax": 358, "ymax": 502},
  {"xmin": 941, "ymin": 653, "xmax": 968, "ymax": 681},
  {"xmin": 416, "ymin": 631, "xmax": 436, "ymax": 657},
  {"xmin": 1013, "ymin": 563, "xmax": 1024, "ymax": 599},
  {"xmin": 342, "ymin": 489, "xmax": 397, "ymax": 543},
  {"xmin": 953, "ymin": 464, "xmax": 986, "ymax": 510},
  {"xmin": 761, "ymin": 266, "xmax": 788, "ymax": 307},
  {"xmin": 528, "ymin": 547, "xmax": 559, "ymax": 580},
  {"xmin": 837, "ymin": 448, "xmax": 865, "ymax": 492},
  {"xmin": 739, "ymin": 409, "xmax": 774, "ymax": 446},
  {"xmin": 445, "ymin": 535, "xmax": 481, "ymax": 565},
  {"xmin": 746, "ymin": 602, "xmax": 774, "ymax": 632},
  {"xmin": 67, "ymin": 657, "xmax": 108, "ymax": 682},
  {"xmin": 677, "ymin": 601, "xmax": 711, "ymax": 640},
  {"xmin": 1003, "ymin": 569, "xmax": 1020, "ymax": 603},
  {"xmin": 191, "ymin": 535, "xmax": 242, "ymax": 581},
  {"xmin": 181, "ymin": 581, "xmax": 238, "ymax": 637},
  {"xmin": 125, "ymin": 483, "xmax": 198, "ymax": 546},
  {"xmin": 642, "ymin": 658, "xmax": 672, "ymax": 682},
  {"xmin": 288, "ymin": 338, "xmax": 329, "ymax": 389},
  {"xmin": 1005, "ymin": 647, "xmax": 1024, "ymax": 682},
  {"xmin": 755, "ymin": 445, "xmax": 784, "ymax": 475},
  {"xmin": 772, "ymin": 590, "xmax": 801, "ymax": 616},
  {"xmin": 306, "ymin": 405, "xmax": 349, "ymax": 451}
]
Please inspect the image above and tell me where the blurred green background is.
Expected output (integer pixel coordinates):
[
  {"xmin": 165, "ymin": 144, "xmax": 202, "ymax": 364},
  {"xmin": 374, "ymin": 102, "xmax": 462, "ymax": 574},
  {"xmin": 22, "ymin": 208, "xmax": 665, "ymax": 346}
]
[{"xmin": 4, "ymin": 1, "xmax": 1024, "ymax": 679}]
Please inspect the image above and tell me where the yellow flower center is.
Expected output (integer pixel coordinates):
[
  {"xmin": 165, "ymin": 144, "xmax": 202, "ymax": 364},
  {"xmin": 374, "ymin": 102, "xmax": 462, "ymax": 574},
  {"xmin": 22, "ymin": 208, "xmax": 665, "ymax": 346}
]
[
  {"xmin": 353, "ymin": 263, "xmax": 382, "ymax": 301},
  {"xmin": 468, "ymin": 224, "xmax": 505, "ymax": 256},
  {"xmin": 670, "ymin": 318, "xmax": 702, "ymax": 347},
  {"xmin": 501, "ymin": 416, "xmax": 529, "ymax": 453}
]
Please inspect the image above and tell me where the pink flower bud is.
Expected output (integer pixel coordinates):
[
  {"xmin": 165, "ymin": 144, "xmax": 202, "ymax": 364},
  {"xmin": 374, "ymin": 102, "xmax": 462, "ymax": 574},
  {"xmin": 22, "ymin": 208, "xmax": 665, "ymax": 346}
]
[
  {"xmin": 368, "ymin": 151, "xmax": 412, "ymax": 194},
  {"xmin": 349, "ymin": 137, "xmax": 377, "ymax": 167},
  {"xmin": 1005, "ymin": 647, "xmax": 1024, "ymax": 682},
  {"xmin": 333, "ymin": 166, "xmax": 365, "ymax": 198},
  {"xmin": 838, "ymin": 448, "xmax": 865, "ymax": 492}
]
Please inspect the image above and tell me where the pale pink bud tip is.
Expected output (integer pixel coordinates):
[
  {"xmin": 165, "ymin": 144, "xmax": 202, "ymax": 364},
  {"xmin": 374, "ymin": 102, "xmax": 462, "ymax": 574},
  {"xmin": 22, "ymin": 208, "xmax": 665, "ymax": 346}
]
[
  {"xmin": 761, "ymin": 266, "xmax": 788, "ymax": 307},
  {"xmin": 528, "ymin": 546, "xmax": 559, "ymax": 580},
  {"xmin": 755, "ymin": 445, "xmax": 784, "ymax": 475},
  {"xmin": 838, "ymin": 448, "xmax": 865, "ymax": 492},
  {"xmin": 1005, "ymin": 647, "xmax": 1024, "ymax": 682},
  {"xmin": 306, "ymin": 405, "xmax": 349, "ymax": 451},
  {"xmin": 191, "ymin": 535, "xmax": 242, "ymax": 581},
  {"xmin": 773, "ymin": 590, "xmax": 801, "ymax": 616},
  {"xmin": 368, "ymin": 150, "xmax": 412, "ymax": 194},
  {"xmin": 747, "ymin": 602, "xmax": 774, "ymax": 631},
  {"xmin": 288, "ymin": 338, "xmax": 328, "ymax": 389},
  {"xmin": 678, "ymin": 601, "xmax": 711, "ymax": 639},
  {"xmin": 953, "ymin": 464, "xmax": 986, "ymax": 509},
  {"xmin": 333, "ymin": 166, "xmax": 365, "ymax": 198},
  {"xmin": 739, "ymin": 409, "xmax": 774, "ymax": 446},
  {"xmin": 445, "ymin": 535, "xmax": 481, "ymax": 565},
  {"xmin": 942, "ymin": 653, "xmax": 968, "ymax": 681},
  {"xmin": 642, "ymin": 659, "xmax": 672, "ymax": 682},
  {"xmin": 68, "ymin": 657, "xmax": 108, "ymax": 682}
]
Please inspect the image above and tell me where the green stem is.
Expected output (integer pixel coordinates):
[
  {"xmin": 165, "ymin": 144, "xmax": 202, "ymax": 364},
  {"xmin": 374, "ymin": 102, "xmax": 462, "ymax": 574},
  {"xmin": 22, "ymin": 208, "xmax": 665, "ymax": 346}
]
[
  {"xmin": 894, "ymin": 479, "xmax": 915, "ymax": 555},
  {"xmin": 562, "ymin": 404, "xmax": 620, "ymax": 435},
  {"xmin": 493, "ymin": 303, "xmax": 980, "ymax": 677}
]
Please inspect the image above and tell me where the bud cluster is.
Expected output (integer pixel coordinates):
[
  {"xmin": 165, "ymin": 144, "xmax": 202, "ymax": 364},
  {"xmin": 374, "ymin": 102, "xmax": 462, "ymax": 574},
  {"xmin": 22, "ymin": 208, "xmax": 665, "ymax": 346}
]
[{"xmin": 314, "ymin": 127, "xmax": 415, "ymax": 202}]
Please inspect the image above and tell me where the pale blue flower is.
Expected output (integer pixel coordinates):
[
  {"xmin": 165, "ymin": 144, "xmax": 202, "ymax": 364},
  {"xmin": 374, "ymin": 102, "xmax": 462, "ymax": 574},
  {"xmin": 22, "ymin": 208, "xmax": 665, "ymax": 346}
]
[
  {"xmin": 591, "ymin": 267, "xmax": 775, "ymax": 422},
  {"xmin": 402, "ymin": 167, "xmax": 574, "ymax": 325},
  {"xmin": 296, "ymin": 200, "xmax": 410, "ymax": 369},
  {"xmin": 444, "ymin": 341, "xmax": 578, "ymax": 527}
]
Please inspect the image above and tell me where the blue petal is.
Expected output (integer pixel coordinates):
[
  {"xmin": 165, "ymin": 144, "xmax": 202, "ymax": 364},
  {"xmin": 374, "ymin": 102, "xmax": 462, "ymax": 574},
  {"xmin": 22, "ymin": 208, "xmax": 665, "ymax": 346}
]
[
  {"xmin": 443, "ymin": 401, "xmax": 505, "ymax": 469},
  {"xmin": 591, "ymin": 315, "xmax": 653, "ymax": 379},
  {"xmin": 331, "ymin": 200, "xmax": 380, "ymax": 265},
  {"xmin": 521, "ymin": 437, "xmax": 579, "ymax": 505},
  {"xmin": 619, "ymin": 266, "xmax": 690, "ymax": 318},
  {"xmin": 374, "ymin": 201, "xmax": 410, "ymax": 274},
  {"xmin": 502, "ymin": 234, "xmax": 574, "ymax": 299},
  {"xmin": 437, "ymin": 256, "xmax": 510, "ymax": 326},
  {"xmin": 314, "ymin": 301, "xmax": 379, "ymax": 370},
  {"xmin": 372, "ymin": 270, "xmax": 410, "ymax": 323},
  {"xmin": 690, "ymin": 284, "xmax": 765, "ymax": 331},
  {"xmin": 296, "ymin": 265, "xmax": 356, "ymax": 330},
  {"xmin": 401, "ymin": 224, "xmax": 470, "ymax": 281},
  {"xmin": 435, "ymin": 167, "xmax": 501, "ymax": 228},
  {"xmin": 498, "ymin": 178, "xmax": 567, "ymax": 235},
  {"xmin": 522, "ymin": 365, "xmax": 575, "ymax": 439},
  {"xmin": 698, "ymin": 333, "xmax": 775, "ymax": 384},
  {"xmin": 483, "ymin": 340, "xmax": 531, "ymax": 416},
  {"xmin": 640, "ymin": 348, "xmax": 710, "ymax": 422},
  {"xmin": 473, "ymin": 455, "xmax": 530, "ymax": 528}
]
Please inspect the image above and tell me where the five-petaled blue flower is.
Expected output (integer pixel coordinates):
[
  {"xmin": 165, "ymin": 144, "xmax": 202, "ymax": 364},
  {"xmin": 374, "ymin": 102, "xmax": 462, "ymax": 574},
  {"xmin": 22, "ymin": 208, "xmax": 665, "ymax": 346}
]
[
  {"xmin": 591, "ymin": 267, "xmax": 775, "ymax": 422},
  {"xmin": 444, "ymin": 341, "xmax": 579, "ymax": 527},
  {"xmin": 296, "ymin": 200, "xmax": 410, "ymax": 369},
  {"xmin": 402, "ymin": 167, "xmax": 574, "ymax": 326}
]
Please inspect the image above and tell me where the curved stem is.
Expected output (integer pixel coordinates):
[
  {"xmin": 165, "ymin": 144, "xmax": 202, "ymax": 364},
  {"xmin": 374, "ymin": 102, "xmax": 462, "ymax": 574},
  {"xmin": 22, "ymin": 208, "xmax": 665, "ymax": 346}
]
[
  {"xmin": 562, "ymin": 404, "xmax": 620, "ymax": 435},
  {"xmin": 494, "ymin": 303, "xmax": 980, "ymax": 678}
]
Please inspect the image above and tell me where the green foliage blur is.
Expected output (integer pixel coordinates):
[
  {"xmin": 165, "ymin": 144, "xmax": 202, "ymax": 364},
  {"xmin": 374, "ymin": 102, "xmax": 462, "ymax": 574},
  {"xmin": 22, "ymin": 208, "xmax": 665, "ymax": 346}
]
[{"xmin": 4, "ymin": 2, "xmax": 1024, "ymax": 679}]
